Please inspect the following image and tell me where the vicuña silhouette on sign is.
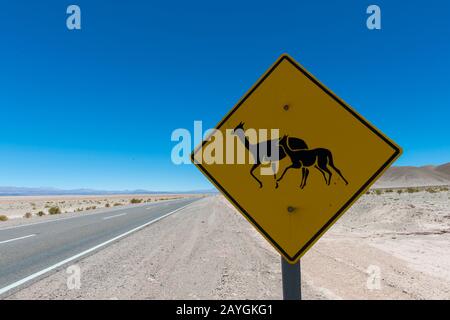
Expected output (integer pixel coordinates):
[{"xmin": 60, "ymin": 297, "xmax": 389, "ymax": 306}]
[
  {"xmin": 232, "ymin": 123, "xmax": 348, "ymax": 189},
  {"xmin": 232, "ymin": 122, "xmax": 308, "ymax": 188},
  {"xmin": 277, "ymin": 135, "xmax": 349, "ymax": 189}
]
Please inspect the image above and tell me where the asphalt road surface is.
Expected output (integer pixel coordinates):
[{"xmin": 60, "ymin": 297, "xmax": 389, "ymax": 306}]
[{"xmin": 0, "ymin": 197, "xmax": 198, "ymax": 297}]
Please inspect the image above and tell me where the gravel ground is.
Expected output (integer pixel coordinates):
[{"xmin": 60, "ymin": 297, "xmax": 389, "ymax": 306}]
[{"xmin": 6, "ymin": 192, "xmax": 450, "ymax": 300}]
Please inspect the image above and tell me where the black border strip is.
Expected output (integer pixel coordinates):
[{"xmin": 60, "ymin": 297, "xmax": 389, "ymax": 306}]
[{"xmin": 191, "ymin": 55, "xmax": 401, "ymax": 262}]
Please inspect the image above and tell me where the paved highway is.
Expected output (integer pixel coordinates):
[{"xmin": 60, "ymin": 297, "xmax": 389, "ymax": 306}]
[{"xmin": 0, "ymin": 197, "xmax": 198, "ymax": 296}]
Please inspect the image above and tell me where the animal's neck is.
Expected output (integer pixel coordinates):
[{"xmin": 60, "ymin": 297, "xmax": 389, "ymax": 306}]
[
  {"xmin": 281, "ymin": 138, "xmax": 293, "ymax": 157},
  {"xmin": 244, "ymin": 136, "xmax": 251, "ymax": 150},
  {"xmin": 237, "ymin": 132, "xmax": 252, "ymax": 150}
]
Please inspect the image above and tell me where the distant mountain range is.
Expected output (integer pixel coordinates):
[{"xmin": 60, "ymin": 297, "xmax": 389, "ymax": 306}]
[
  {"xmin": 374, "ymin": 162, "xmax": 450, "ymax": 188},
  {"xmin": 1, "ymin": 162, "xmax": 448, "ymax": 195},
  {"xmin": 0, "ymin": 186, "xmax": 218, "ymax": 196}
]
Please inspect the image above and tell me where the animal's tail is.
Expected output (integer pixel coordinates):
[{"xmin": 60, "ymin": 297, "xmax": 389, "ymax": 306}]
[{"xmin": 327, "ymin": 152, "xmax": 349, "ymax": 185}]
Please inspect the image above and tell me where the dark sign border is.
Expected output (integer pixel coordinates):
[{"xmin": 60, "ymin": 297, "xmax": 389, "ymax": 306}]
[{"xmin": 191, "ymin": 54, "xmax": 401, "ymax": 263}]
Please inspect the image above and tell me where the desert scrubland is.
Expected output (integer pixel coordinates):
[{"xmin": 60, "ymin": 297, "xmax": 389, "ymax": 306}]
[
  {"xmin": 0, "ymin": 194, "xmax": 191, "ymax": 221},
  {"xmin": 7, "ymin": 186, "xmax": 450, "ymax": 300}
]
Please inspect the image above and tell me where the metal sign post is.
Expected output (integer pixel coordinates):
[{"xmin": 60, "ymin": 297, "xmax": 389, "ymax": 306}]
[{"xmin": 281, "ymin": 257, "xmax": 301, "ymax": 300}]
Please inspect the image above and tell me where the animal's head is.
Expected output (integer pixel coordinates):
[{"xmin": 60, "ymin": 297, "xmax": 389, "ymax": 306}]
[
  {"xmin": 279, "ymin": 134, "xmax": 288, "ymax": 144},
  {"xmin": 233, "ymin": 122, "xmax": 245, "ymax": 134}
]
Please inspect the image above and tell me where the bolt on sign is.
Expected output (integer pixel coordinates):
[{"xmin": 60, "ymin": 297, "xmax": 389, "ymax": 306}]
[{"xmin": 191, "ymin": 54, "xmax": 402, "ymax": 264}]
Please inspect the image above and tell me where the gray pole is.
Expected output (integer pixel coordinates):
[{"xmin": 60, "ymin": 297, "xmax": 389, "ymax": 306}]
[{"xmin": 281, "ymin": 257, "xmax": 301, "ymax": 300}]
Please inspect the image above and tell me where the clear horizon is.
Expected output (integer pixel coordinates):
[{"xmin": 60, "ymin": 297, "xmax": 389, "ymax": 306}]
[
  {"xmin": 1, "ymin": 1, "xmax": 449, "ymax": 191},
  {"xmin": 2, "ymin": 160, "xmax": 448, "ymax": 192}
]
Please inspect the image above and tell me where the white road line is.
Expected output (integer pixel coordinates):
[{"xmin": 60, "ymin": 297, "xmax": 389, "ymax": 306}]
[
  {"xmin": 102, "ymin": 213, "xmax": 127, "ymax": 220},
  {"xmin": 0, "ymin": 201, "xmax": 195, "ymax": 296},
  {"xmin": 0, "ymin": 215, "xmax": 93, "ymax": 232},
  {"xmin": 0, "ymin": 234, "xmax": 36, "ymax": 245},
  {"xmin": 0, "ymin": 209, "xmax": 126, "ymax": 232}
]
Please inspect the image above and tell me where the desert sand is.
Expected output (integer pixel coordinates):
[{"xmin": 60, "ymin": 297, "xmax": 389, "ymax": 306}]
[
  {"xmin": 7, "ymin": 188, "xmax": 450, "ymax": 300},
  {"xmin": 0, "ymin": 194, "xmax": 190, "ymax": 220}
]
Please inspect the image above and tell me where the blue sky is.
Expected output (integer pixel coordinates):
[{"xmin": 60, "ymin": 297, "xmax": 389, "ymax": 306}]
[{"xmin": 0, "ymin": 0, "xmax": 449, "ymax": 191}]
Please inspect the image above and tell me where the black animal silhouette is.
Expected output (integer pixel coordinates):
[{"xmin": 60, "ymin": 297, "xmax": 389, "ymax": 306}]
[
  {"xmin": 232, "ymin": 123, "xmax": 308, "ymax": 188},
  {"xmin": 276, "ymin": 135, "xmax": 348, "ymax": 189}
]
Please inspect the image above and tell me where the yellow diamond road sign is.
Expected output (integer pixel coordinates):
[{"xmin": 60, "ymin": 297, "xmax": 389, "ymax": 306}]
[{"xmin": 191, "ymin": 54, "xmax": 402, "ymax": 264}]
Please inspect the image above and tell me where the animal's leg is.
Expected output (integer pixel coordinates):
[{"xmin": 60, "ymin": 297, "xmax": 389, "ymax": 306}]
[
  {"xmin": 275, "ymin": 164, "xmax": 294, "ymax": 188},
  {"xmin": 300, "ymin": 167, "xmax": 305, "ymax": 188},
  {"xmin": 314, "ymin": 165, "xmax": 328, "ymax": 184},
  {"xmin": 276, "ymin": 165, "xmax": 294, "ymax": 182},
  {"xmin": 301, "ymin": 168, "xmax": 310, "ymax": 189},
  {"xmin": 317, "ymin": 154, "xmax": 333, "ymax": 185},
  {"xmin": 272, "ymin": 162, "xmax": 278, "ymax": 185},
  {"xmin": 321, "ymin": 166, "xmax": 332, "ymax": 185},
  {"xmin": 250, "ymin": 163, "xmax": 263, "ymax": 188},
  {"xmin": 328, "ymin": 157, "xmax": 349, "ymax": 185}
]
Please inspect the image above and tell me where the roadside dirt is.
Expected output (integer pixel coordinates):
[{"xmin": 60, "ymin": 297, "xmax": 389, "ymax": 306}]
[{"xmin": 7, "ymin": 193, "xmax": 450, "ymax": 299}]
